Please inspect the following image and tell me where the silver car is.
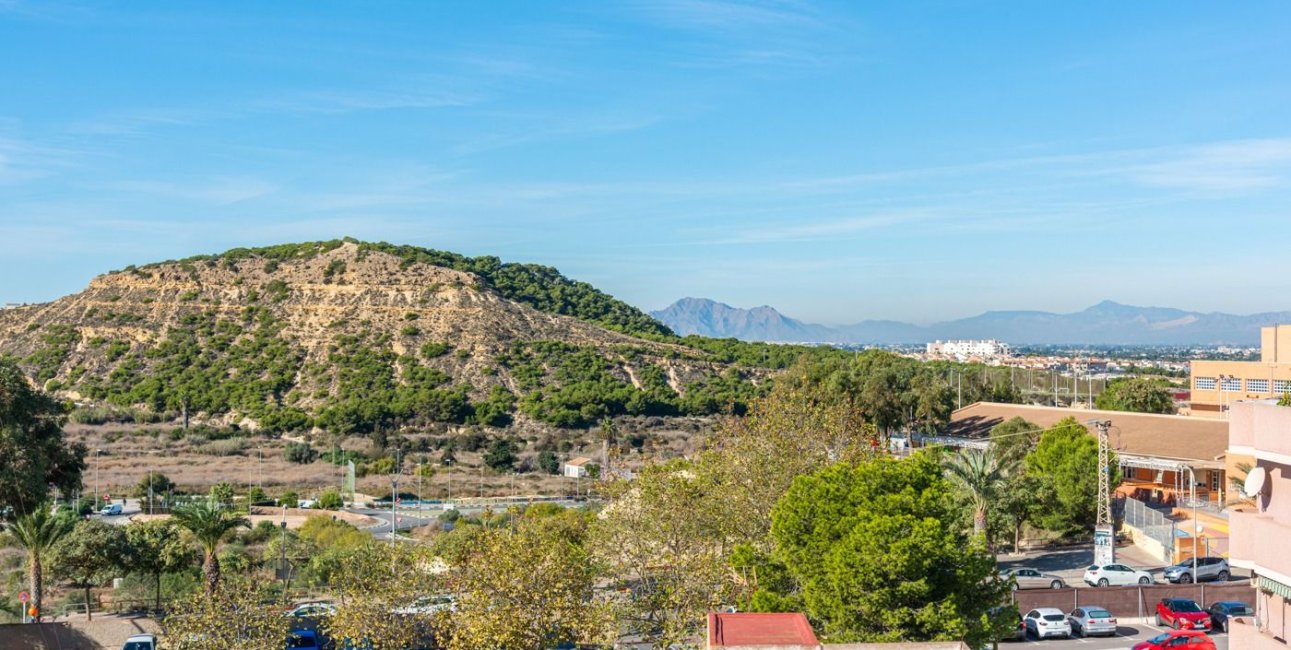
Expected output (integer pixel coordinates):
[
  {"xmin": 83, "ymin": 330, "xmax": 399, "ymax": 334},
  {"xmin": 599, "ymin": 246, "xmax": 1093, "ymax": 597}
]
[
  {"xmin": 1024, "ymin": 608, "xmax": 1072, "ymax": 639},
  {"xmin": 1163, "ymin": 556, "xmax": 1230, "ymax": 584},
  {"xmin": 1000, "ymin": 567, "xmax": 1067, "ymax": 590},
  {"xmin": 1067, "ymin": 606, "xmax": 1117, "ymax": 637}
]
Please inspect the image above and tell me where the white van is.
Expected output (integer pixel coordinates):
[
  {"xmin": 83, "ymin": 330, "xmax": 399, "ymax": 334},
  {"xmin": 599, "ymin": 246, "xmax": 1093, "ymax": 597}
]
[{"xmin": 100, "ymin": 503, "xmax": 123, "ymax": 516}]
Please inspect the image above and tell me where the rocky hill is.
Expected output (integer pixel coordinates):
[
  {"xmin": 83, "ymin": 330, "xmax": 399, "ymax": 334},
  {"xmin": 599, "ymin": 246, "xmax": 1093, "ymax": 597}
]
[{"xmin": 0, "ymin": 240, "xmax": 767, "ymax": 434}]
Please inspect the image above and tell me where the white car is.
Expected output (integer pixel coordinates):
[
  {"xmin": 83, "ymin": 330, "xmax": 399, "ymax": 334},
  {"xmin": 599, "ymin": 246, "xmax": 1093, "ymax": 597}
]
[
  {"xmin": 285, "ymin": 602, "xmax": 337, "ymax": 618},
  {"xmin": 121, "ymin": 634, "xmax": 156, "ymax": 650},
  {"xmin": 392, "ymin": 594, "xmax": 456, "ymax": 615},
  {"xmin": 100, "ymin": 503, "xmax": 123, "ymax": 516},
  {"xmin": 1084, "ymin": 563, "xmax": 1154, "ymax": 587},
  {"xmin": 1023, "ymin": 607, "xmax": 1072, "ymax": 639}
]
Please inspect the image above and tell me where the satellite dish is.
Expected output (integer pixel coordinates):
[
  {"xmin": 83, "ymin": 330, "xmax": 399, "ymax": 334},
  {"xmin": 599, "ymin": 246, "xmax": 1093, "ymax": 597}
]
[{"xmin": 1243, "ymin": 467, "xmax": 1268, "ymax": 498}]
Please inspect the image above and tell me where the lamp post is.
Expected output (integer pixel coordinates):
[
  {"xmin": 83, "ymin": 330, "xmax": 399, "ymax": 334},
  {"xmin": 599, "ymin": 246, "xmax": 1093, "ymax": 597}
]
[
  {"xmin": 1183, "ymin": 466, "xmax": 1200, "ymax": 581},
  {"xmin": 94, "ymin": 449, "xmax": 102, "ymax": 503}
]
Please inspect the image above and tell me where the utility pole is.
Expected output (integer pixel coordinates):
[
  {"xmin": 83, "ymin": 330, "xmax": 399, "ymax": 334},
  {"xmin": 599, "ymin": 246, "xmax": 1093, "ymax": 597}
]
[
  {"xmin": 390, "ymin": 448, "xmax": 400, "ymax": 548},
  {"xmin": 1091, "ymin": 419, "xmax": 1115, "ymax": 565}
]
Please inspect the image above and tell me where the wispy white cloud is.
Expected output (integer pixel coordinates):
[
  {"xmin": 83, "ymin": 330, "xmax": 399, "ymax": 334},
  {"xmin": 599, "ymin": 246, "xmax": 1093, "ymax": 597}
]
[
  {"xmin": 86, "ymin": 177, "xmax": 277, "ymax": 204},
  {"xmin": 1122, "ymin": 138, "xmax": 1291, "ymax": 192},
  {"xmin": 67, "ymin": 83, "xmax": 483, "ymax": 135},
  {"xmin": 0, "ymin": 135, "xmax": 78, "ymax": 184},
  {"xmin": 634, "ymin": 0, "xmax": 824, "ymax": 32},
  {"xmin": 708, "ymin": 211, "xmax": 938, "ymax": 244}
]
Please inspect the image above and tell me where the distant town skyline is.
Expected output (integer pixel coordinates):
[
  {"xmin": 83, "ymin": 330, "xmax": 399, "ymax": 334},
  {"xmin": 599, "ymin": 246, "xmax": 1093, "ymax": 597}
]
[{"xmin": 2, "ymin": 1, "xmax": 1290, "ymax": 323}]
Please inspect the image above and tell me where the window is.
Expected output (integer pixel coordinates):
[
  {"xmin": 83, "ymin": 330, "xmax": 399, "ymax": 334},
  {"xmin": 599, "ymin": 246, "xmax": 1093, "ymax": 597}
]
[
  {"xmin": 1221, "ymin": 377, "xmax": 1241, "ymax": 391},
  {"xmin": 1195, "ymin": 377, "xmax": 1217, "ymax": 390},
  {"xmin": 1210, "ymin": 471, "xmax": 1220, "ymax": 492},
  {"xmin": 1247, "ymin": 378, "xmax": 1270, "ymax": 393},
  {"xmin": 1276, "ymin": 379, "xmax": 1291, "ymax": 394}
]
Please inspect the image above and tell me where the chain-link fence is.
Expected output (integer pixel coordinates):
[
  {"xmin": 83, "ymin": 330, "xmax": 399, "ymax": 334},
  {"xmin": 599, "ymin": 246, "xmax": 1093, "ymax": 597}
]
[{"xmin": 1122, "ymin": 496, "xmax": 1177, "ymax": 559}]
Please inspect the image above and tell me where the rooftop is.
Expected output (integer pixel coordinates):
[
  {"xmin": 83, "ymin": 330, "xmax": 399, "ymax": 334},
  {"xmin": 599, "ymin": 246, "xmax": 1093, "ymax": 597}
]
[
  {"xmin": 945, "ymin": 402, "xmax": 1229, "ymax": 466},
  {"xmin": 707, "ymin": 612, "xmax": 818, "ymax": 648}
]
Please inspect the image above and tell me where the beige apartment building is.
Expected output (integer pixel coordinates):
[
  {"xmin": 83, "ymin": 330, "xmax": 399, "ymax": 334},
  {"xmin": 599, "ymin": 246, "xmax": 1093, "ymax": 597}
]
[
  {"xmin": 1226, "ymin": 401, "xmax": 1291, "ymax": 648},
  {"xmin": 1190, "ymin": 325, "xmax": 1291, "ymax": 416}
]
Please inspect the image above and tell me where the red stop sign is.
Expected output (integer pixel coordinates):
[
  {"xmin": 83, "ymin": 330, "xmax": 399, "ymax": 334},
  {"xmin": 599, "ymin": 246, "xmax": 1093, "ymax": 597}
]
[{"xmin": 103, "ymin": 494, "xmax": 111, "ymax": 501}]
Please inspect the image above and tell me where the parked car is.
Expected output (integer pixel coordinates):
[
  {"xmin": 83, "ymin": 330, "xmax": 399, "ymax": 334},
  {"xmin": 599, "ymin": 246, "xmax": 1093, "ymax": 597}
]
[
  {"xmin": 1083, "ymin": 563, "xmax": 1153, "ymax": 586},
  {"xmin": 100, "ymin": 503, "xmax": 123, "ymax": 516},
  {"xmin": 1156, "ymin": 598, "xmax": 1211, "ymax": 630},
  {"xmin": 1067, "ymin": 606, "xmax": 1117, "ymax": 637},
  {"xmin": 1131, "ymin": 629, "xmax": 1217, "ymax": 650},
  {"xmin": 286, "ymin": 602, "xmax": 337, "ymax": 619},
  {"xmin": 987, "ymin": 606, "xmax": 1026, "ymax": 641},
  {"xmin": 1023, "ymin": 608, "xmax": 1071, "ymax": 639},
  {"xmin": 999, "ymin": 567, "xmax": 1067, "ymax": 590},
  {"xmin": 392, "ymin": 594, "xmax": 456, "ymax": 615},
  {"xmin": 1207, "ymin": 600, "xmax": 1254, "ymax": 633},
  {"xmin": 1163, "ymin": 556, "xmax": 1230, "ymax": 584},
  {"xmin": 286, "ymin": 630, "xmax": 321, "ymax": 650},
  {"xmin": 121, "ymin": 634, "xmax": 157, "ymax": 650}
]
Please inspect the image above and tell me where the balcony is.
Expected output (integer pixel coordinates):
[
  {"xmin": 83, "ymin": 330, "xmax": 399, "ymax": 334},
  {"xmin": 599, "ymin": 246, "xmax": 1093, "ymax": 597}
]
[
  {"xmin": 1230, "ymin": 507, "xmax": 1291, "ymax": 580},
  {"xmin": 1229, "ymin": 616, "xmax": 1288, "ymax": 650},
  {"xmin": 1248, "ymin": 402, "xmax": 1291, "ymax": 462}
]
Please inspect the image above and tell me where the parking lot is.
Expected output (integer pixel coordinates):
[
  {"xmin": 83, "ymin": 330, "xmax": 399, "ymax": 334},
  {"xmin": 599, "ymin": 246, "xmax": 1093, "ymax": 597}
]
[{"xmin": 1006, "ymin": 624, "xmax": 1228, "ymax": 649}]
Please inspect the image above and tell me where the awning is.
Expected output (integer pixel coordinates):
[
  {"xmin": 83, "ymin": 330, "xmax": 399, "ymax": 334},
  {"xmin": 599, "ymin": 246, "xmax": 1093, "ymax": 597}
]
[
  {"xmin": 1259, "ymin": 576, "xmax": 1291, "ymax": 600},
  {"xmin": 1117, "ymin": 454, "xmax": 1225, "ymax": 472}
]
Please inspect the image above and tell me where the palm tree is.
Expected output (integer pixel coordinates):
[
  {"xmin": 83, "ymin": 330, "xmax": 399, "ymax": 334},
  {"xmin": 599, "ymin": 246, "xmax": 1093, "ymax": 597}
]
[
  {"xmin": 944, "ymin": 447, "xmax": 1008, "ymax": 539},
  {"xmin": 6, "ymin": 505, "xmax": 74, "ymax": 622},
  {"xmin": 170, "ymin": 499, "xmax": 249, "ymax": 594}
]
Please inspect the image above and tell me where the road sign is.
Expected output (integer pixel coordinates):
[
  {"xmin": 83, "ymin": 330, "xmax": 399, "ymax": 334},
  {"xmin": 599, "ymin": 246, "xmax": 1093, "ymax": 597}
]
[
  {"xmin": 103, "ymin": 493, "xmax": 111, "ymax": 501},
  {"xmin": 18, "ymin": 591, "xmax": 28, "ymax": 603}
]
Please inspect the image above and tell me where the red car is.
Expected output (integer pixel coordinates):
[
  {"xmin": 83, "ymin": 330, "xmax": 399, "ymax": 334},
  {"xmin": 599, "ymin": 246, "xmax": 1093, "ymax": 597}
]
[
  {"xmin": 1155, "ymin": 598, "xmax": 1211, "ymax": 630},
  {"xmin": 1132, "ymin": 629, "xmax": 1216, "ymax": 649}
]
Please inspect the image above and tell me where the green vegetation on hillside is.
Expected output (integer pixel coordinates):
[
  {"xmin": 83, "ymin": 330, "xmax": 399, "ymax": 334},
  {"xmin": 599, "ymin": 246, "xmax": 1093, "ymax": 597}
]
[
  {"xmin": 78, "ymin": 308, "xmax": 312, "ymax": 432},
  {"xmin": 499, "ymin": 341, "xmax": 765, "ymax": 428}
]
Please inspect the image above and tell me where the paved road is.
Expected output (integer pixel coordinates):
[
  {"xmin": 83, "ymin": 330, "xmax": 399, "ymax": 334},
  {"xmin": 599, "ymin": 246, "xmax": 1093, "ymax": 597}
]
[{"xmin": 1003, "ymin": 623, "xmax": 1228, "ymax": 649}]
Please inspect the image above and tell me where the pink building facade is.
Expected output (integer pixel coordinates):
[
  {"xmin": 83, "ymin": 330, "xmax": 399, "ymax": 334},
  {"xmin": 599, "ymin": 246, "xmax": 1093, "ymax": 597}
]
[{"xmin": 1227, "ymin": 401, "xmax": 1291, "ymax": 647}]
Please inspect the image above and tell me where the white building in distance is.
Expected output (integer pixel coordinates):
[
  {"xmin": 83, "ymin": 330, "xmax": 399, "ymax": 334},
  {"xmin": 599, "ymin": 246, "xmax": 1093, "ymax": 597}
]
[{"xmin": 926, "ymin": 339, "xmax": 1013, "ymax": 361}]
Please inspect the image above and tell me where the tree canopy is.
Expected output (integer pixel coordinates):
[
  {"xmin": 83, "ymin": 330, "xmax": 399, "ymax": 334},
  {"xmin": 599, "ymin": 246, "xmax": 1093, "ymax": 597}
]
[
  {"xmin": 1024, "ymin": 417, "xmax": 1120, "ymax": 535},
  {"xmin": 51, "ymin": 520, "xmax": 134, "ymax": 620},
  {"xmin": 769, "ymin": 454, "xmax": 1011, "ymax": 646},
  {"xmin": 1094, "ymin": 377, "xmax": 1176, "ymax": 414},
  {"xmin": 0, "ymin": 360, "xmax": 86, "ymax": 515}
]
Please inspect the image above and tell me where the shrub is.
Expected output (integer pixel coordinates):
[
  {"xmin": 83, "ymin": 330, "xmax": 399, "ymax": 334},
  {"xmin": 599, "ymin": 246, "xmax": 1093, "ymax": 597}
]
[
  {"xmin": 322, "ymin": 259, "xmax": 346, "ymax": 281},
  {"xmin": 400, "ymin": 325, "xmax": 421, "ymax": 337},
  {"xmin": 316, "ymin": 489, "xmax": 344, "ymax": 510},
  {"xmin": 483, "ymin": 438, "xmax": 516, "ymax": 472},
  {"xmin": 278, "ymin": 491, "xmax": 299, "ymax": 508},
  {"xmin": 537, "ymin": 450, "xmax": 560, "ymax": 475},
  {"xmin": 284, "ymin": 442, "xmax": 318, "ymax": 464},
  {"xmin": 197, "ymin": 439, "xmax": 248, "ymax": 456},
  {"xmin": 420, "ymin": 342, "xmax": 450, "ymax": 358}
]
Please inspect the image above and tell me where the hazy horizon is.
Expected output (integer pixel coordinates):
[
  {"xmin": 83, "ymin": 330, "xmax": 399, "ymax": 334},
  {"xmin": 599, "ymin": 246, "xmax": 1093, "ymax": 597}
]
[{"xmin": 3, "ymin": 2, "xmax": 1290, "ymax": 323}]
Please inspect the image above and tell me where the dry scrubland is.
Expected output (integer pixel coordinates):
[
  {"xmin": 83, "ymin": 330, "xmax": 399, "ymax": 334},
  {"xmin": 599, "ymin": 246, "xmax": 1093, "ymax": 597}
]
[{"xmin": 69, "ymin": 415, "xmax": 711, "ymax": 500}]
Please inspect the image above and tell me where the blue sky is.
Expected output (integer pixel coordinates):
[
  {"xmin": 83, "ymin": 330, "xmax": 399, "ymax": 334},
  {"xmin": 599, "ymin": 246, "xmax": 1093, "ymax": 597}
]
[{"xmin": 2, "ymin": 1, "xmax": 1290, "ymax": 324}]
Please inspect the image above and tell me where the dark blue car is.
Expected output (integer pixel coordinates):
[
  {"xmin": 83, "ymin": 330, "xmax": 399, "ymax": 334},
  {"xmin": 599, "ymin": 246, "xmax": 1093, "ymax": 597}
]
[
  {"xmin": 1207, "ymin": 601, "xmax": 1253, "ymax": 633},
  {"xmin": 287, "ymin": 630, "xmax": 321, "ymax": 650}
]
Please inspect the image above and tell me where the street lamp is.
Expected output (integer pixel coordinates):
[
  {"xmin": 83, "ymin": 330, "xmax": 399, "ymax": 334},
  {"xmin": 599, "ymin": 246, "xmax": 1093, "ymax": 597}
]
[
  {"xmin": 94, "ymin": 449, "xmax": 102, "ymax": 503},
  {"xmin": 1183, "ymin": 466, "xmax": 1201, "ymax": 582}
]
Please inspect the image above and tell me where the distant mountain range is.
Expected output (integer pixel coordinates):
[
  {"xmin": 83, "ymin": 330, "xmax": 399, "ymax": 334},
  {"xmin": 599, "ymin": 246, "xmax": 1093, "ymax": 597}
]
[{"xmin": 650, "ymin": 298, "xmax": 1291, "ymax": 345}]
